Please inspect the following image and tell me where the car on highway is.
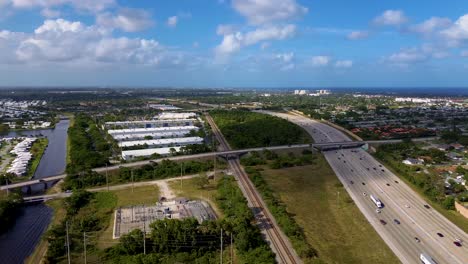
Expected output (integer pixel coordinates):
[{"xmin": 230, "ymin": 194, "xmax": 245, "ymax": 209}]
[
  {"xmin": 436, "ymin": 233, "xmax": 444, "ymax": 237},
  {"xmin": 394, "ymin": 180, "xmax": 399, "ymax": 183},
  {"xmin": 415, "ymin": 237, "xmax": 421, "ymax": 243},
  {"xmin": 362, "ymin": 182, "xmax": 366, "ymax": 185},
  {"xmin": 380, "ymin": 219, "xmax": 387, "ymax": 225},
  {"xmin": 405, "ymin": 204, "xmax": 410, "ymax": 208},
  {"xmin": 424, "ymin": 204, "xmax": 431, "ymax": 209},
  {"xmin": 363, "ymin": 192, "xmax": 367, "ymax": 196},
  {"xmin": 366, "ymin": 168, "xmax": 370, "ymax": 170},
  {"xmin": 350, "ymin": 169, "xmax": 354, "ymax": 172},
  {"xmin": 359, "ymin": 157, "xmax": 363, "ymax": 160},
  {"xmin": 393, "ymin": 219, "xmax": 400, "ymax": 225},
  {"xmin": 381, "ymin": 169, "xmax": 385, "ymax": 172},
  {"xmin": 453, "ymin": 241, "xmax": 462, "ymax": 247},
  {"xmin": 386, "ymin": 183, "xmax": 390, "ymax": 186},
  {"xmin": 350, "ymin": 180, "xmax": 354, "ymax": 184},
  {"xmin": 373, "ymin": 167, "xmax": 377, "ymax": 170},
  {"xmin": 379, "ymin": 165, "xmax": 382, "ymax": 167}
]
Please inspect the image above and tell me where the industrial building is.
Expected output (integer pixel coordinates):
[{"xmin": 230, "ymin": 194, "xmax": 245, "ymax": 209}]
[
  {"xmin": 108, "ymin": 126, "xmax": 198, "ymax": 136},
  {"xmin": 104, "ymin": 119, "xmax": 196, "ymax": 129},
  {"xmin": 157, "ymin": 112, "xmax": 197, "ymax": 120},
  {"xmin": 113, "ymin": 131, "xmax": 192, "ymax": 142},
  {"xmin": 121, "ymin": 147, "xmax": 182, "ymax": 160},
  {"xmin": 118, "ymin": 136, "xmax": 204, "ymax": 149}
]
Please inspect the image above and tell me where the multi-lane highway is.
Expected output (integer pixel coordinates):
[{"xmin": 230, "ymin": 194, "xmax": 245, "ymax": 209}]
[
  {"xmin": 261, "ymin": 110, "xmax": 468, "ymax": 264},
  {"xmin": 205, "ymin": 114, "xmax": 302, "ymax": 264}
]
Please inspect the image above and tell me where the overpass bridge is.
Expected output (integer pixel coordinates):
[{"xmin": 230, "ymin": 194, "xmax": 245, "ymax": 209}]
[{"xmin": 1, "ymin": 141, "xmax": 366, "ymax": 192}]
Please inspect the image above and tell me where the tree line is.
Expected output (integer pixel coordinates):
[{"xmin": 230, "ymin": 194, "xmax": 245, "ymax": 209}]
[{"xmin": 210, "ymin": 109, "xmax": 311, "ymax": 149}]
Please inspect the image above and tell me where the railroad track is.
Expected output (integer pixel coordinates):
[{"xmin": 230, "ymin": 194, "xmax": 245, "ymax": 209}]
[{"xmin": 205, "ymin": 114, "xmax": 300, "ymax": 264}]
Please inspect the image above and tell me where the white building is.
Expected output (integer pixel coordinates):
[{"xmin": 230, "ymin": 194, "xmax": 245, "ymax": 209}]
[
  {"xmin": 121, "ymin": 147, "xmax": 182, "ymax": 160},
  {"xmin": 118, "ymin": 136, "xmax": 204, "ymax": 149},
  {"xmin": 157, "ymin": 112, "xmax": 197, "ymax": 120},
  {"xmin": 108, "ymin": 126, "xmax": 198, "ymax": 136},
  {"xmin": 148, "ymin": 104, "xmax": 181, "ymax": 111},
  {"xmin": 294, "ymin": 90, "xmax": 307, "ymax": 95},
  {"xmin": 104, "ymin": 119, "xmax": 196, "ymax": 129}
]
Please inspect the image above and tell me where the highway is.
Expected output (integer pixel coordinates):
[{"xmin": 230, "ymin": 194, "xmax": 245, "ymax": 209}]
[
  {"xmin": 261, "ymin": 110, "xmax": 468, "ymax": 264},
  {"xmin": 205, "ymin": 114, "xmax": 302, "ymax": 264}
]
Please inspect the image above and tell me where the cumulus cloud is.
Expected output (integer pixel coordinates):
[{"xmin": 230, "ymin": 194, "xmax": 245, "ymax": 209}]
[
  {"xmin": 0, "ymin": 18, "xmax": 183, "ymax": 67},
  {"xmin": 232, "ymin": 0, "xmax": 308, "ymax": 25},
  {"xmin": 215, "ymin": 24, "xmax": 296, "ymax": 58},
  {"xmin": 409, "ymin": 17, "xmax": 451, "ymax": 35},
  {"xmin": 167, "ymin": 16, "xmax": 178, "ymax": 27},
  {"xmin": 441, "ymin": 14, "xmax": 468, "ymax": 41},
  {"xmin": 311, "ymin": 56, "xmax": 330, "ymax": 66},
  {"xmin": 347, "ymin": 31, "xmax": 369, "ymax": 40},
  {"xmin": 335, "ymin": 60, "xmax": 353, "ymax": 68},
  {"xmin": 374, "ymin": 10, "xmax": 408, "ymax": 26},
  {"xmin": 96, "ymin": 8, "xmax": 153, "ymax": 32}
]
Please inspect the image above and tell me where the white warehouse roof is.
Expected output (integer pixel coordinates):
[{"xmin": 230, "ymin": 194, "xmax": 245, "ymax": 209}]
[
  {"xmin": 118, "ymin": 136, "xmax": 204, "ymax": 148},
  {"xmin": 108, "ymin": 126, "xmax": 198, "ymax": 136},
  {"xmin": 113, "ymin": 131, "xmax": 191, "ymax": 142},
  {"xmin": 157, "ymin": 112, "xmax": 197, "ymax": 120},
  {"xmin": 121, "ymin": 147, "xmax": 182, "ymax": 160},
  {"xmin": 104, "ymin": 119, "xmax": 196, "ymax": 127}
]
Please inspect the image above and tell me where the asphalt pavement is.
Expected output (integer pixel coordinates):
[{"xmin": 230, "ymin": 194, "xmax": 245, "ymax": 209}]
[{"xmin": 261, "ymin": 111, "xmax": 468, "ymax": 264}]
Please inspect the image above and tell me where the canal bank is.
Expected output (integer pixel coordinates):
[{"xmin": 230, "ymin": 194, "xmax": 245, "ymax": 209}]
[{"xmin": 0, "ymin": 119, "xmax": 69, "ymax": 264}]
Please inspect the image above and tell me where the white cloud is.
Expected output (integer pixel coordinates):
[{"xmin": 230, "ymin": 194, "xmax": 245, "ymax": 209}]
[
  {"xmin": 347, "ymin": 30, "xmax": 368, "ymax": 40},
  {"xmin": 335, "ymin": 60, "xmax": 353, "ymax": 68},
  {"xmin": 410, "ymin": 17, "xmax": 451, "ymax": 34},
  {"xmin": 217, "ymin": 24, "xmax": 235, "ymax": 35},
  {"xmin": 96, "ymin": 8, "xmax": 153, "ymax": 32},
  {"xmin": 232, "ymin": 0, "xmax": 308, "ymax": 25},
  {"xmin": 40, "ymin": 8, "xmax": 60, "ymax": 18},
  {"xmin": 374, "ymin": 10, "xmax": 408, "ymax": 26},
  {"xmin": 461, "ymin": 50, "xmax": 468, "ymax": 57},
  {"xmin": 167, "ymin": 16, "xmax": 178, "ymax": 27},
  {"xmin": 215, "ymin": 24, "xmax": 296, "ymax": 58},
  {"xmin": 9, "ymin": 0, "xmax": 115, "ymax": 13},
  {"xmin": 311, "ymin": 56, "xmax": 330, "ymax": 66},
  {"xmin": 280, "ymin": 63, "xmax": 294, "ymax": 71},
  {"xmin": 276, "ymin": 52, "xmax": 294, "ymax": 63},
  {"xmin": 386, "ymin": 48, "xmax": 427, "ymax": 64},
  {"xmin": 0, "ymin": 18, "xmax": 181, "ymax": 67},
  {"xmin": 441, "ymin": 14, "xmax": 468, "ymax": 41}
]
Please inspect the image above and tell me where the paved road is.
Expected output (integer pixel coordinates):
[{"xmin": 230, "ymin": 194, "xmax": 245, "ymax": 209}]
[
  {"xmin": 2, "ymin": 142, "xmax": 364, "ymax": 191},
  {"xmin": 23, "ymin": 173, "xmax": 205, "ymax": 202},
  {"xmin": 206, "ymin": 114, "xmax": 302, "ymax": 264},
  {"xmin": 261, "ymin": 110, "xmax": 468, "ymax": 264}
]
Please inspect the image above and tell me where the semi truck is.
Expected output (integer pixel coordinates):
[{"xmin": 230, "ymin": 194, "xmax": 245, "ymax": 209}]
[
  {"xmin": 420, "ymin": 253, "xmax": 437, "ymax": 264},
  {"xmin": 370, "ymin": 194, "xmax": 383, "ymax": 208}
]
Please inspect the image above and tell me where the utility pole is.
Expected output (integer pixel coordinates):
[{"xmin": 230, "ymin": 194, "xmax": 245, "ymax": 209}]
[
  {"xmin": 131, "ymin": 170, "xmax": 134, "ymax": 193},
  {"xmin": 83, "ymin": 232, "xmax": 87, "ymax": 264},
  {"xmin": 66, "ymin": 221, "xmax": 71, "ymax": 264},
  {"xmin": 106, "ymin": 163, "xmax": 109, "ymax": 192},
  {"xmin": 180, "ymin": 163, "xmax": 183, "ymax": 188},
  {"xmin": 230, "ymin": 232, "xmax": 233, "ymax": 264},
  {"xmin": 143, "ymin": 205, "xmax": 146, "ymax": 255},
  {"xmin": 220, "ymin": 228, "xmax": 223, "ymax": 264}
]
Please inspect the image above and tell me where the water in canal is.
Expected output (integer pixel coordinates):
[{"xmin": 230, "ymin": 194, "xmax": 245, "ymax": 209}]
[{"xmin": 0, "ymin": 119, "xmax": 69, "ymax": 264}]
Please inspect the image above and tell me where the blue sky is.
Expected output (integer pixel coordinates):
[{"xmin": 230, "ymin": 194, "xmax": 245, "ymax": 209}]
[{"xmin": 1, "ymin": 0, "xmax": 468, "ymax": 88}]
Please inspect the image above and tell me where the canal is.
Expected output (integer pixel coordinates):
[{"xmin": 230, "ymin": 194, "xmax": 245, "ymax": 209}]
[{"xmin": 0, "ymin": 119, "xmax": 69, "ymax": 264}]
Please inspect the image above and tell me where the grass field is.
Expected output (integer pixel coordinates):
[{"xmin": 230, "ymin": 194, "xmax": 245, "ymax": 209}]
[
  {"xmin": 169, "ymin": 176, "xmax": 223, "ymax": 218},
  {"xmin": 259, "ymin": 155, "xmax": 399, "ymax": 264}
]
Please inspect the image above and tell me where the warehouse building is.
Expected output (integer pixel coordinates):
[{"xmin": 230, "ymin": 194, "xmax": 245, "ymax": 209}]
[
  {"xmin": 121, "ymin": 147, "xmax": 181, "ymax": 160},
  {"xmin": 108, "ymin": 125, "xmax": 198, "ymax": 136},
  {"xmin": 104, "ymin": 119, "xmax": 196, "ymax": 129},
  {"xmin": 157, "ymin": 112, "xmax": 197, "ymax": 120},
  {"xmin": 118, "ymin": 136, "xmax": 204, "ymax": 149}
]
